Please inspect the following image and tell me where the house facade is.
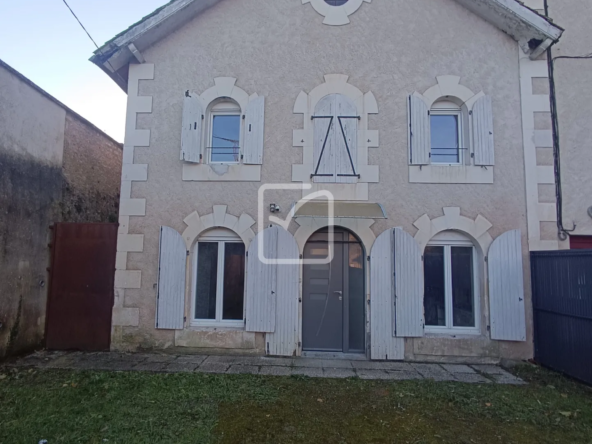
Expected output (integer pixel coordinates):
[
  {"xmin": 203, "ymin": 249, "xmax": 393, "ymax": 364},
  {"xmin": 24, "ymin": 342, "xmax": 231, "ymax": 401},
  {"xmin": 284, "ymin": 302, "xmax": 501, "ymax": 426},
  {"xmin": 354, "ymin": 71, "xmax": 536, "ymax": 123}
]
[
  {"xmin": 91, "ymin": 0, "xmax": 564, "ymax": 362},
  {"xmin": 546, "ymin": 0, "xmax": 592, "ymax": 249},
  {"xmin": 0, "ymin": 59, "xmax": 122, "ymax": 358}
]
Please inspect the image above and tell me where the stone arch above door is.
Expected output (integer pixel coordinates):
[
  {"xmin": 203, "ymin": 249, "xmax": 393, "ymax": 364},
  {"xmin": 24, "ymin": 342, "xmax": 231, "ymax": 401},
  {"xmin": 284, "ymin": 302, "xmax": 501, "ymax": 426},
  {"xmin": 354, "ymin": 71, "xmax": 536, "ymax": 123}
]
[{"xmin": 294, "ymin": 216, "xmax": 376, "ymax": 254}]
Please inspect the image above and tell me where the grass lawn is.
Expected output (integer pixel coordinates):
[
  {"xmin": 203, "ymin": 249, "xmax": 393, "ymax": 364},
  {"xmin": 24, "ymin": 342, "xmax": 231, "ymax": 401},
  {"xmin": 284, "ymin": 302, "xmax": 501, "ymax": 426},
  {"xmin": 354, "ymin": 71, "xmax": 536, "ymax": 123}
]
[{"xmin": 1, "ymin": 364, "xmax": 591, "ymax": 444}]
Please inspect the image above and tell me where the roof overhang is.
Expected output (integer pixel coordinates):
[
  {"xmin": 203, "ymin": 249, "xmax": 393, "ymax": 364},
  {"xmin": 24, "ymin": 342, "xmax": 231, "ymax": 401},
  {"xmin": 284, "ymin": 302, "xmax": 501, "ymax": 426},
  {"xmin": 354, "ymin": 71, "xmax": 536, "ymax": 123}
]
[
  {"xmin": 453, "ymin": 0, "xmax": 563, "ymax": 59},
  {"xmin": 91, "ymin": 0, "xmax": 563, "ymax": 92},
  {"xmin": 90, "ymin": 0, "xmax": 223, "ymax": 91}
]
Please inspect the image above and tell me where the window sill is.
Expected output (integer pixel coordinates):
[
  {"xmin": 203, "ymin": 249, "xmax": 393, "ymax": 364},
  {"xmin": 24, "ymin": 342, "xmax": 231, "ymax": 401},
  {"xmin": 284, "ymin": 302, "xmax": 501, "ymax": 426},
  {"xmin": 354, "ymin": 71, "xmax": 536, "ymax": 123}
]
[
  {"xmin": 183, "ymin": 163, "xmax": 261, "ymax": 182},
  {"xmin": 424, "ymin": 328, "xmax": 482, "ymax": 338},
  {"xmin": 409, "ymin": 165, "xmax": 493, "ymax": 184},
  {"xmin": 190, "ymin": 321, "xmax": 245, "ymax": 330}
]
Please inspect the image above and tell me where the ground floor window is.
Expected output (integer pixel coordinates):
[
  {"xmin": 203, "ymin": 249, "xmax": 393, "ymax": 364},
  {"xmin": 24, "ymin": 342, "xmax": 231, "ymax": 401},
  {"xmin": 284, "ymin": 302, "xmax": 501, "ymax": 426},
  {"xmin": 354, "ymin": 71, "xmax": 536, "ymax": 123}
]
[
  {"xmin": 423, "ymin": 231, "xmax": 479, "ymax": 333},
  {"xmin": 192, "ymin": 228, "xmax": 245, "ymax": 327}
]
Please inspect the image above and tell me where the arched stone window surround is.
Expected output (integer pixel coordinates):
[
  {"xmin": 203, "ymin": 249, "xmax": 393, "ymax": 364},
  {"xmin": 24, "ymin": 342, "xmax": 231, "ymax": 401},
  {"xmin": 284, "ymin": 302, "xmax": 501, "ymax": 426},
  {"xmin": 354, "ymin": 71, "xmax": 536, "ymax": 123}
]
[
  {"xmin": 303, "ymin": 0, "xmax": 372, "ymax": 26},
  {"xmin": 410, "ymin": 76, "xmax": 493, "ymax": 184},
  {"xmin": 412, "ymin": 207, "xmax": 493, "ymax": 257},
  {"xmin": 293, "ymin": 74, "xmax": 379, "ymax": 201},
  {"xmin": 182, "ymin": 205, "xmax": 256, "ymax": 250},
  {"xmin": 182, "ymin": 78, "xmax": 262, "ymax": 182}
]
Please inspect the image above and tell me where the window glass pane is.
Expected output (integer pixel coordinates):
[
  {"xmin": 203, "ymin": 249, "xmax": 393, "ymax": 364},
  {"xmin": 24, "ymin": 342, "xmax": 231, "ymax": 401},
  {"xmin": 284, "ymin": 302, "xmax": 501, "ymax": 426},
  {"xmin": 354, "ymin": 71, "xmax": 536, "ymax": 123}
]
[
  {"xmin": 325, "ymin": 0, "xmax": 348, "ymax": 5},
  {"xmin": 195, "ymin": 243, "xmax": 218, "ymax": 320},
  {"xmin": 431, "ymin": 114, "xmax": 459, "ymax": 163},
  {"xmin": 424, "ymin": 246, "xmax": 446, "ymax": 326},
  {"xmin": 211, "ymin": 115, "xmax": 240, "ymax": 163},
  {"xmin": 348, "ymin": 243, "xmax": 365, "ymax": 352},
  {"xmin": 222, "ymin": 243, "xmax": 246, "ymax": 320},
  {"xmin": 451, "ymin": 247, "xmax": 475, "ymax": 327}
]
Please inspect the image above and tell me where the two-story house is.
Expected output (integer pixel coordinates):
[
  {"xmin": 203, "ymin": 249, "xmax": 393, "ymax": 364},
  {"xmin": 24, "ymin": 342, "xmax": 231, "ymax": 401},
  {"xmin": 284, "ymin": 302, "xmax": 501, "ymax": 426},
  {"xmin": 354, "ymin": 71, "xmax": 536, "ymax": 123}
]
[{"xmin": 91, "ymin": 0, "xmax": 563, "ymax": 363}]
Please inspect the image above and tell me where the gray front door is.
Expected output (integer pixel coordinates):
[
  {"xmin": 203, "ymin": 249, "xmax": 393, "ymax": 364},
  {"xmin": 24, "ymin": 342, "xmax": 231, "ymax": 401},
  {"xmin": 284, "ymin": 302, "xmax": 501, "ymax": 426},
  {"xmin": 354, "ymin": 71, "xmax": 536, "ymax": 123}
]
[{"xmin": 302, "ymin": 229, "xmax": 365, "ymax": 353}]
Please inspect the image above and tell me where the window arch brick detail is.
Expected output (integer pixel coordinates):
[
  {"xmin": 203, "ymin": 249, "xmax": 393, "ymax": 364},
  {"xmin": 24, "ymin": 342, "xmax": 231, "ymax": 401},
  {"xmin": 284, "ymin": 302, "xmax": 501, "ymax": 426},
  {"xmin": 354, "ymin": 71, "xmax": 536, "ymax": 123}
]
[{"xmin": 181, "ymin": 205, "xmax": 256, "ymax": 250}]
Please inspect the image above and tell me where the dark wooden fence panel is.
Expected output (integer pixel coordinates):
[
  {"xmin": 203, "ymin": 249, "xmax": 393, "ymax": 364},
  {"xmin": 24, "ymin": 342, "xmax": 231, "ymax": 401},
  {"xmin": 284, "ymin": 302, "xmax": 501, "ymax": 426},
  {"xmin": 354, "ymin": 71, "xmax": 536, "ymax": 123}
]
[
  {"xmin": 45, "ymin": 223, "xmax": 118, "ymax": 351},
  {"xmin": 531, "ymin": 250, "xmax": 592, "ymax": 385}
]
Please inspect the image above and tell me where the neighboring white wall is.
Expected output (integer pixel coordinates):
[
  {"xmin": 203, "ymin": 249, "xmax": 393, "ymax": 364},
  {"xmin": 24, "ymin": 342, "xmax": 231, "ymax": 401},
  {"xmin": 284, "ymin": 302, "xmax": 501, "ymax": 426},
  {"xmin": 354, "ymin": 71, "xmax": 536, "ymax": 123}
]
[
  {"xmin": 548, "ymin": 0, "xmax": 592, "ymax": 238},
  {"xmin": 115, "ymin": 0, "xmax": 533, "ymax": 359},
  {"xmin": 0, "ymin": 65, "xmax": 65, "ymax": 165}
]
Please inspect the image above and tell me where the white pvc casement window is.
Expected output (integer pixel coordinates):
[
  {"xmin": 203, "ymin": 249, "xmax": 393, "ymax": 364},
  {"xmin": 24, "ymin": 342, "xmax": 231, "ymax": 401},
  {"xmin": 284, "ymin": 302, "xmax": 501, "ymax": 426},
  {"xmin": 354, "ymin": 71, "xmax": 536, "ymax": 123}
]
[
  {"xmin": 423, "ymin": 231, "xmax": 480, "ymax": 335},
  {"xmin": 430, "ymin": 100, "xmax": 464, "ymax": 165},
  {"xmin": 208, "ymin": 100, "xmax": 242, "ymax": 164},
  {"xmin": 192, "ymin": 228, "xmax": 246, "ymax": 328}
]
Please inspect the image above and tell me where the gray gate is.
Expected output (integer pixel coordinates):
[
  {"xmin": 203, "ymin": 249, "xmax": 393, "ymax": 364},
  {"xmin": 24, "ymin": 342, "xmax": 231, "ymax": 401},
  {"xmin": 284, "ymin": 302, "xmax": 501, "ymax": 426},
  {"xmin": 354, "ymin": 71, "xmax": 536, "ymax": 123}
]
[{"xmin": 531, "ymin": 250, "xmax": 592, "ymax": 385}]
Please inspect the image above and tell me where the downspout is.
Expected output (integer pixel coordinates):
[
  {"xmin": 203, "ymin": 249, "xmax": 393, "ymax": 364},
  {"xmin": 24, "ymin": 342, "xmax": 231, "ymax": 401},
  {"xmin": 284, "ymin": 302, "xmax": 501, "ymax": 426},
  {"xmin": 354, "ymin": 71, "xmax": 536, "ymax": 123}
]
[{"xmin": 544, "ymin": 0, "xmax": 575, "ymax": 241}]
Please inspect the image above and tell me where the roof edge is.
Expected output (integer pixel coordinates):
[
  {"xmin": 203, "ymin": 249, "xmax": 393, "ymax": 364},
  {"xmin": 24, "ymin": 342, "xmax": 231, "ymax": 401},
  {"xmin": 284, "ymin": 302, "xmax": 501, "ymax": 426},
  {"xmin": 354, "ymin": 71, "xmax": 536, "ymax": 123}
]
[{"xmin": 0, "ymin": 58, "xmax": 123, "ymax": 147}]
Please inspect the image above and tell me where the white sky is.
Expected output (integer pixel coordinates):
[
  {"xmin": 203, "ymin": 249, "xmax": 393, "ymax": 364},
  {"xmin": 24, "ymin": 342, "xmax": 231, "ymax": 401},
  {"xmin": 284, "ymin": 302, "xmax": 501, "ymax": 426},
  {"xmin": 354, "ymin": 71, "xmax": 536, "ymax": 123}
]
[{"xmin": 0, "ymin": 0, "xmax": 168, "ymax": 142}]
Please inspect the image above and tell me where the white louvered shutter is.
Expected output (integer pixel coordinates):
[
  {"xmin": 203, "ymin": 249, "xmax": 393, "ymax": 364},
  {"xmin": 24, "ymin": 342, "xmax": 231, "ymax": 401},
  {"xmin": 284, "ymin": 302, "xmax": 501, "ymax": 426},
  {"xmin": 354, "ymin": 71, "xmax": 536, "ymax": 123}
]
[
  {"xmin": 245, "ymin": 227, "xmax": 278, "ymax": 333},
  {"xmin": 472, "ymin": 95, "xmax": 495, "ymax": 166},
  {"xmin": 488, "ymin": 230, "xmax": 526, "ymax": 341},
  {"xmin": 243, "ymin": 96, "xmax": 265, "ymax": 165},
  {"xmin": 335, "ymin": 94, "xmax": 358, "ymax": 184},
  {"xmin": 408, "ymin": 95, "xmax": 430, "ymax": 165},
  {"xmin": 313, "ymin": 95, "xmax": 336, "ymax": 183},
  {"xmin": 266, "ymin": 228, "xmax": 300, "ymax": 357},
  {"xmin": 394, "ymin": 228, "xmax": 425, "ymax": 337},
  {"xmin": 180, "ymin": 93, "xmax": 203, "ymax": 163},
  {"xmin": 370, "ymin": 229, "xmax": 405, "ymax": 360},
  {"xmin": 156, "ymin": 227, "xmax": 187, "ymax": 329}
]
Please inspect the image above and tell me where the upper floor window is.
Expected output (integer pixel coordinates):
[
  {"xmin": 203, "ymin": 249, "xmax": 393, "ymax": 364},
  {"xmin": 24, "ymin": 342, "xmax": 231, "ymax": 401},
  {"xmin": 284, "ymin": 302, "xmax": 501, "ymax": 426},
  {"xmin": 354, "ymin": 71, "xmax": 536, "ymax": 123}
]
[
  {"xmin": 208, "ymin": 100, "xmax": 241, "ymax": 164},
  {"xmin": 312, "ymin": 93, "xmax": 359, "ymax": 184},
  {"xmin": 430, "ymin": 100, "xmax": 464, "ymax": 165}
]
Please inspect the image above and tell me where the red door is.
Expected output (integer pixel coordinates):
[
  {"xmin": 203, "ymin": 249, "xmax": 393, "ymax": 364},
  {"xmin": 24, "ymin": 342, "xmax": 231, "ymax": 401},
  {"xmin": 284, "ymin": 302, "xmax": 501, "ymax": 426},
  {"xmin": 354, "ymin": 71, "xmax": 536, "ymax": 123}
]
[
  {"xmin": 45, "ymin": 223, "xmax": 117, "ymax": 351},
  {"xmin": 570, "ymin": 236, "xmax": 592, "ymax": 250}
]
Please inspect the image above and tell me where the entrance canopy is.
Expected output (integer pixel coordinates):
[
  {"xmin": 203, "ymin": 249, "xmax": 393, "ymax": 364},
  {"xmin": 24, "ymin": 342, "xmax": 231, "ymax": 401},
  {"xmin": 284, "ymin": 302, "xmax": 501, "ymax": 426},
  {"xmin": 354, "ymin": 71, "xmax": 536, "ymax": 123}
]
[{"xmin": 293, "ymin": 201, "xmax": 387, "ymax": 219}]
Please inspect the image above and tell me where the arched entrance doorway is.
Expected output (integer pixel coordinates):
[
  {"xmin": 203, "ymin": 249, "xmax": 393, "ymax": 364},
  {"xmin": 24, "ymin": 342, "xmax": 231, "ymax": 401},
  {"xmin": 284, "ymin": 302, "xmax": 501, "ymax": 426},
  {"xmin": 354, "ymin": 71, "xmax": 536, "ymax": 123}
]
[{"xmin": 302, "ymin": 227, "xmax": 366, "ymax": 353}]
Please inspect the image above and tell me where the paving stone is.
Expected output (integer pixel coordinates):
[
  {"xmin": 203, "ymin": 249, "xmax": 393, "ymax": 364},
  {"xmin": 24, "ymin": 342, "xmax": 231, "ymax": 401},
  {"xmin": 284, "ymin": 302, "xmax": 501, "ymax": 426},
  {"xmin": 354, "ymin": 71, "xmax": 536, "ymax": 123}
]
[
  {"xmin": 385, "ymin": 371, "xmax": 424, "ymax": 381},
  {"xmin": 351, "ymin": 361, "xmax": 413, "ymax": 371},
  {"xmin": 292, "ymin": 358, "xmax": 324, "ymax": 368},
  {"xmin": 322, "ymin": 359, "xmax": 353, "ymax": 369},
  {"xmin": 174, "ymin": 355, "xmax": 207, "ymax": 365},
  {"xmin": 453, "ymin": 373, "xmax": 491, "ymax": 384},
  {"xmin": 355, "ymin": 369, "xmax": 391, "ymax": 380},
  {"xmin": 145, "ymin": 355, "xmax": 176, "ymax": 363},
  {"xmin": 84, "ymin": 360, "xmax": 137, "ymax": 371},
  {"xmin": 226, "ymin": 365, "xmax": 260, "ymax": 375},
  {"xmin": 45, "ymin": 355, "xmax": 81, "ymax": 369},
  {"xmin": 441, "ymin": 364, "xmax": 476, "ymax": 374},
  {"xmin": 259, "ymin": 357, "xmax": 293, "ymax": 367},
  {"xmin": 196, "ymin": 362, "xmax": 230, "ymax": 374},
  {"xmin": 471, "ymin": 365, "xmax": 507, "ymax": 375},
  {"xmin": 164, "ymin": 362, "xmax": 199, "ymax": 373},
  {"xmin": 411, "ymin": 364, "xmax": 456, "ymax": 381},
  {"xmin": 323, "ymin": 368, "xmax": 356, "ymax": 378},
  {"xmin": 259, "ymin": 366, "xmax": 292, "ymax": 376},
  {"xmin": 489, "ymin": 374, "xmax": 526, "ymax": 385},
  {"xmin": 202, "ymin": 356, "xmax": 238, "ymax": 364},
  {"xmin": 133, "ymin": 362, "xmax": 167, "ymax": 372},
  {"xmin": 291, "ymin": 367, "xmax": 324, "ymax": 377},
  {"xmin": 234, "ymin": 356, "xmax": 265, "ymax": 366}
]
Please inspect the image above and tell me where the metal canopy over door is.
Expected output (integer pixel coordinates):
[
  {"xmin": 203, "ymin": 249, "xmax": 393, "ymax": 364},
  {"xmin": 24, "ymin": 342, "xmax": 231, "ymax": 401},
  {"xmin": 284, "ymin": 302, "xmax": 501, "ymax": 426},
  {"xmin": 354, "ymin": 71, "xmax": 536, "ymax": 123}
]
[{"xmin": 302, "ymin": 228, "xmax": 365, "ymax": 353}]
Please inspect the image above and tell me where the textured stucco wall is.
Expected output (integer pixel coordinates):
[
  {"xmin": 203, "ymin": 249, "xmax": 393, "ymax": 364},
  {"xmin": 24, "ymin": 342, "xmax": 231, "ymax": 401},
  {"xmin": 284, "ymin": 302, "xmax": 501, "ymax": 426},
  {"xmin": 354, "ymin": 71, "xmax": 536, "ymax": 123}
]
[
  {"xmin": 61, "ymin": 114, "xmax": 122, "ymax": 223},
  {"xmin": 118, "ymin": 0, "xmax": 532, "ymax": 360},
  {"xmin": 548, "ymin": 0, "xmax": 592, "ymax": 237},
  {"xmin": 0, "ymin": 64, "xmax": 65, "ymax": 359}
]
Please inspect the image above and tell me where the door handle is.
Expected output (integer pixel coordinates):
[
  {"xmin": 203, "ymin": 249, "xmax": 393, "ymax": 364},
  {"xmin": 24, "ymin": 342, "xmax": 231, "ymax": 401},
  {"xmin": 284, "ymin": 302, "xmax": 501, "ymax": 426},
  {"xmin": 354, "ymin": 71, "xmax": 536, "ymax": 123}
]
[{"xmin": 334, "ymin": 291, "xmax": 343, "ymax": 301}]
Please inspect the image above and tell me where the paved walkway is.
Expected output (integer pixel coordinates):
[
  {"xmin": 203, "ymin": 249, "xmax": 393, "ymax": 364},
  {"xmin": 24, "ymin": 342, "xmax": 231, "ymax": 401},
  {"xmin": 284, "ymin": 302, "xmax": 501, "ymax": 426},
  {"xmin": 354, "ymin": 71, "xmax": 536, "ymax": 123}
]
[{"xmin": 3, "ymin": 351, "xmax": 525, "ymax": 385}]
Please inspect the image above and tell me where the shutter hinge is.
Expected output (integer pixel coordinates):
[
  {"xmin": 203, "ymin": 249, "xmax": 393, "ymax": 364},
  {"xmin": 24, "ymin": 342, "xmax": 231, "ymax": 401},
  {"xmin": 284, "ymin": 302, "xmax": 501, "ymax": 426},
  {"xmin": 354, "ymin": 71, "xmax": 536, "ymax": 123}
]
[
  {"xmin": 367, "ymin": 256, "xmax": 370, "ymax": 262},
  {"xmin": 186, "ymin": 250, "xmax": 190, "ymax": 257},
  {"xmin": 199, "ymin": 153, "xmax": 203, "ymax": 160},
  {"xmin": 485, "ymin": 256, "xmax": 488, "ymax": 262},
  {"xmin": 469, "ymin": 110, "xmax": 473, "ymax": 116},
  {"xmin": 298, "ymin": 342, "xmax": 302, "ymax": 349},
  {"xmin": 242, "ymin": 115, "xmax": 246, "ymax": 120},
  {"xmin": 246, "ymin": 251, "xmax": 248, "ymax": 257},
  {"xmin": 185, "ymin": 90, "xmax": 190, "ymax": 97},
  {"xmin": 427, "ymin": 110, "xmax": 430, "ymax": 115},
  {"xmin": 300, "ymin": 254, "xmax": 303, "ymax": 259},
  {"xmin": 201, "ymin": 115, "xmax": 205, "ymax": 120},
  {"xmin": 471, "ymin": 153, "xmax": 475, "ymax": 158},
  {"xmin": 241, "ymin": 154, "xmax": 244, "ymax": 160},
  {"xmin": 184, "ymin": 316, "xmax": 187, "ymax": 323}
]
